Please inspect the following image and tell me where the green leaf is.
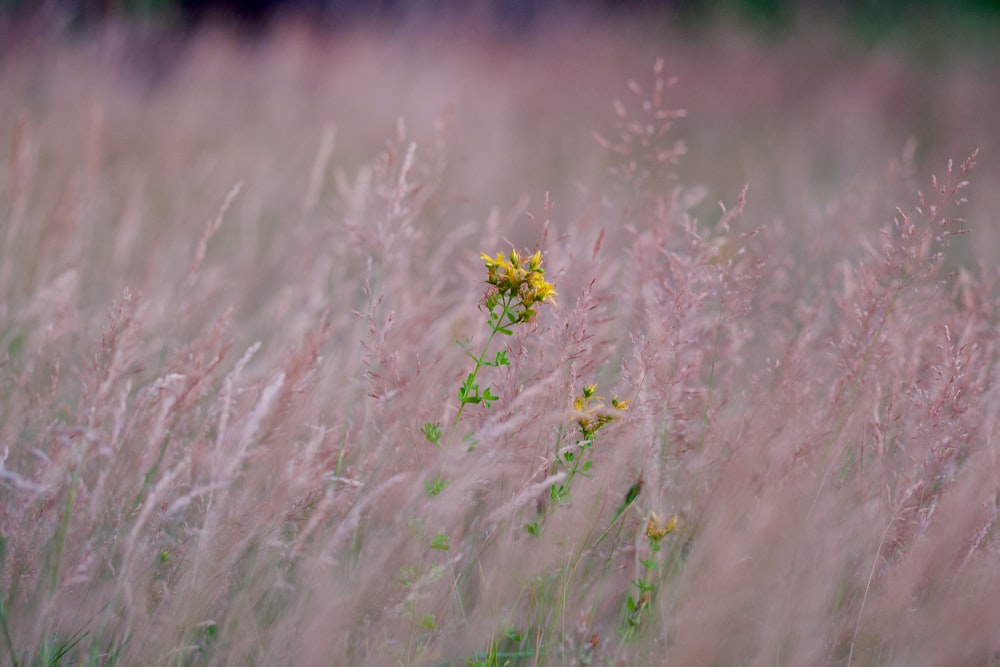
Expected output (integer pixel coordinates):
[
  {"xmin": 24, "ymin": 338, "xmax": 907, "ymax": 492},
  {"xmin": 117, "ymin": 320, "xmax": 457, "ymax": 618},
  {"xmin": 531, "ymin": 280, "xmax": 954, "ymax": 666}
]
[
  {"xmin": 459, "ymin": 375, "xmax": 482, "ymax": 404},
  {"xmin": 525, "ymin": 522, "xmax": 540, "ymax": 537},
  {"xmin": 458, "ymin": 373, "xmax": 479, "ymax": 403},
  {"xmin": 397, "ymin": 565, "xmax": 418, "ymax": 587},
  {"xmin": 622, "ymin": 480, "xmax": 643, "ymax": 507},
  {"xmin": 425, "ymin": 476, "xmax": 448, "ymax": 497},
  {"xmin": 550, "ymin": 484, "xmax": 568, "ymax": 503},
  {"xmin": 632, "ymin": 578, "xmax": 654, "ymax": 592},
  {"xmin": 421, "ymin": 421, "xmax": 442, "ymax": 446},
  {"xmin": 482, "ymin": 387, "xmax": 499, "ymax": 408},
  {"xmin": 430, "ymin": 533, "xmax": 450, "ymax": 550},
  {"xmin": 419, "ymin": 613, "xmax": 437, "ymax": 630}
]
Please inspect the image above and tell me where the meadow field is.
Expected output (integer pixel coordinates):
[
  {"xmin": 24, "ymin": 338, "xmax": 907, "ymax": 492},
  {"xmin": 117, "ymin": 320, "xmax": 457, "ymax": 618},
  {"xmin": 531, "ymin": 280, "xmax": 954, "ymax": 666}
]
[{"xmin": 2, "ymin": 14, "xmax": 1000, "ymax": 666}]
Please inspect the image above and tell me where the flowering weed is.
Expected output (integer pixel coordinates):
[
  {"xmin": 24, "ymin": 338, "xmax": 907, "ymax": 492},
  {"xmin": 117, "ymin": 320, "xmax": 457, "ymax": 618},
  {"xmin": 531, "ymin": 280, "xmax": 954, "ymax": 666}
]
[{"xmin": 451, "ymin": 248, "xmax": 556, "ymax": 436}]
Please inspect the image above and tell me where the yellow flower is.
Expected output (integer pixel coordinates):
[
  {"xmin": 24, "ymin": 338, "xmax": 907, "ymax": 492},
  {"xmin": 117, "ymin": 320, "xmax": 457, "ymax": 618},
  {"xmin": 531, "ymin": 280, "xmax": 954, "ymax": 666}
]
[
  {"xmin": 481, "ymin": 252, "xmax": 505, "ymax": 285},
  {"xmin": 537, "ymin": 280, "xmax": 557, "ymax": 302},
  {"xmin": 574, "ymin": 384, "xmax": 622, "ymax": 435},
  {"xmin": 525, "ymin": 271, "xmax": 557, "ymax": 306},
  {"xmin": 644, "ymin": 512, "xmax": 678, "ymax": 542},
  {"xmin": 528, "ymin": 250, "xmax": 543, "ymax": 272}
]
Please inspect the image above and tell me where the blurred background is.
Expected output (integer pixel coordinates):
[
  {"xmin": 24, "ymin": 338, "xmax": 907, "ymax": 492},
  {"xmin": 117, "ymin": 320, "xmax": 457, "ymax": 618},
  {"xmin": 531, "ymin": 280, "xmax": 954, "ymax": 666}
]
[
  {"xmin": 1, "ymin": 0, "xmax": 998, "ymax": 268},
  {"xmin": 2, "ymin": 0, "xmax": 999, "ymax": 42}
]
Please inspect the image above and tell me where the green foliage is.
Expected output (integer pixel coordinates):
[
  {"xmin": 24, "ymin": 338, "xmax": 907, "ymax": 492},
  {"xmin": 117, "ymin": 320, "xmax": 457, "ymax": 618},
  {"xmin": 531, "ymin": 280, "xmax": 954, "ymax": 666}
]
[
  {"xmin": 430, "ymin": 533, "xmax": 450, "ymax": 551},
  {"xmin": 424, "ymin": 475, "xmax": 448, "ymax": 497},
  {"xmin": 421, "ymin": 421, "xmax": 443, "ymax": 446}
]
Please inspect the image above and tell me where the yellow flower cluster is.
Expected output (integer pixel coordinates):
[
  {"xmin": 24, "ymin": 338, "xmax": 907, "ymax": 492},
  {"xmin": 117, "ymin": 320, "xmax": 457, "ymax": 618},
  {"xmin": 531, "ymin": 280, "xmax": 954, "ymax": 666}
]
[
  {"xmin": 480, "ymin": 249, "xmax": 557, "ymax": 323},
  {"xmin": 573, "ymin": 383, "xmax": 629, "ymax": 435},
  {"xmin": 644, "ymin": 511, "xmax": 679, "ymax": 542}
]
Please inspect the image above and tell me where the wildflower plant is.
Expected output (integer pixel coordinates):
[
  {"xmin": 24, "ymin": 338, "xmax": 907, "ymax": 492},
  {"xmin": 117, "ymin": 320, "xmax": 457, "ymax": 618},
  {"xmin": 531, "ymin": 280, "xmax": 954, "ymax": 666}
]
[
  {"xmin": 526, "ymin": 384, "xmax": 629, "ymax": 536},
  {"xmin": 624, "ymin": 511, "xmax": 678, "ymax": 635},
  {"xmin": 554, "ymin": 384, "xmax": 629, "ymax": 504},
  {"xmin": 441, "ymin": 248, "xmax": 557, "ymax": 440}
]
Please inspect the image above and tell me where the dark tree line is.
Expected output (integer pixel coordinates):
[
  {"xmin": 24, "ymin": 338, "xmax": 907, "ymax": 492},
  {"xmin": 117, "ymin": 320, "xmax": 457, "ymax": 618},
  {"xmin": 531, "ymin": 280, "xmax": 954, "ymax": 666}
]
[{"xmin": 3, "ymin": 0, "xmax": 998, "ymax": 34}]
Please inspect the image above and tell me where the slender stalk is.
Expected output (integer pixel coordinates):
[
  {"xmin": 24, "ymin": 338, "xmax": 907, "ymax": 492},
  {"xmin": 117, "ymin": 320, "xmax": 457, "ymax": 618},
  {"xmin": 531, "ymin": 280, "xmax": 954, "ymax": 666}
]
[
  {"xmin": 50, "ymin": 468, "xmax": 80, "ymax": 593},
  {"xmin": 449, "ymin": 325, "xmax": 502, "ymax": 438},
  {"xmin": 441, "ymin": 548, "xmax": 467, "ymax": 623},
  {"xmin": 449, "ymin": 292, "xmax": 516, "ymax": 440}
]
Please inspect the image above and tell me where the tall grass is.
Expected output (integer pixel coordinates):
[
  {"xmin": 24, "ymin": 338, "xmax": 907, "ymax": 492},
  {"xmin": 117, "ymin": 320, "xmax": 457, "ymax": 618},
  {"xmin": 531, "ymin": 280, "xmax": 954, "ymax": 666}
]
[{"xmin": 2, "ymin": 19, "xmax": 1000, "ymax": 666}]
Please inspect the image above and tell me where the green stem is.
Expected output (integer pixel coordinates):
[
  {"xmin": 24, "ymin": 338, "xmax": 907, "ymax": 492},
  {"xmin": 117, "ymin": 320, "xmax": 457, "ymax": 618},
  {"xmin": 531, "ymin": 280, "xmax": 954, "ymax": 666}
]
[
  {"xmin": 449, "ymin": 332, "xmax": 494, "ymax": 439},
  {"xmin": 442, "ymin": 551, "xmax": 466, "ymax": 623},
  {"xmin": 50, "ymin": 468, "xmax": 80, "ymax": 593},
  {"xmin": 449, "ymin": 294, "xmax": 514, "ymax": 440},
  {"xmin": 562, "ymin": 439, "xmax": 589, "ymax": 493},
  {"xmin": 589, "ymin": 496, "xmax": 632, "ymax": 552}
]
